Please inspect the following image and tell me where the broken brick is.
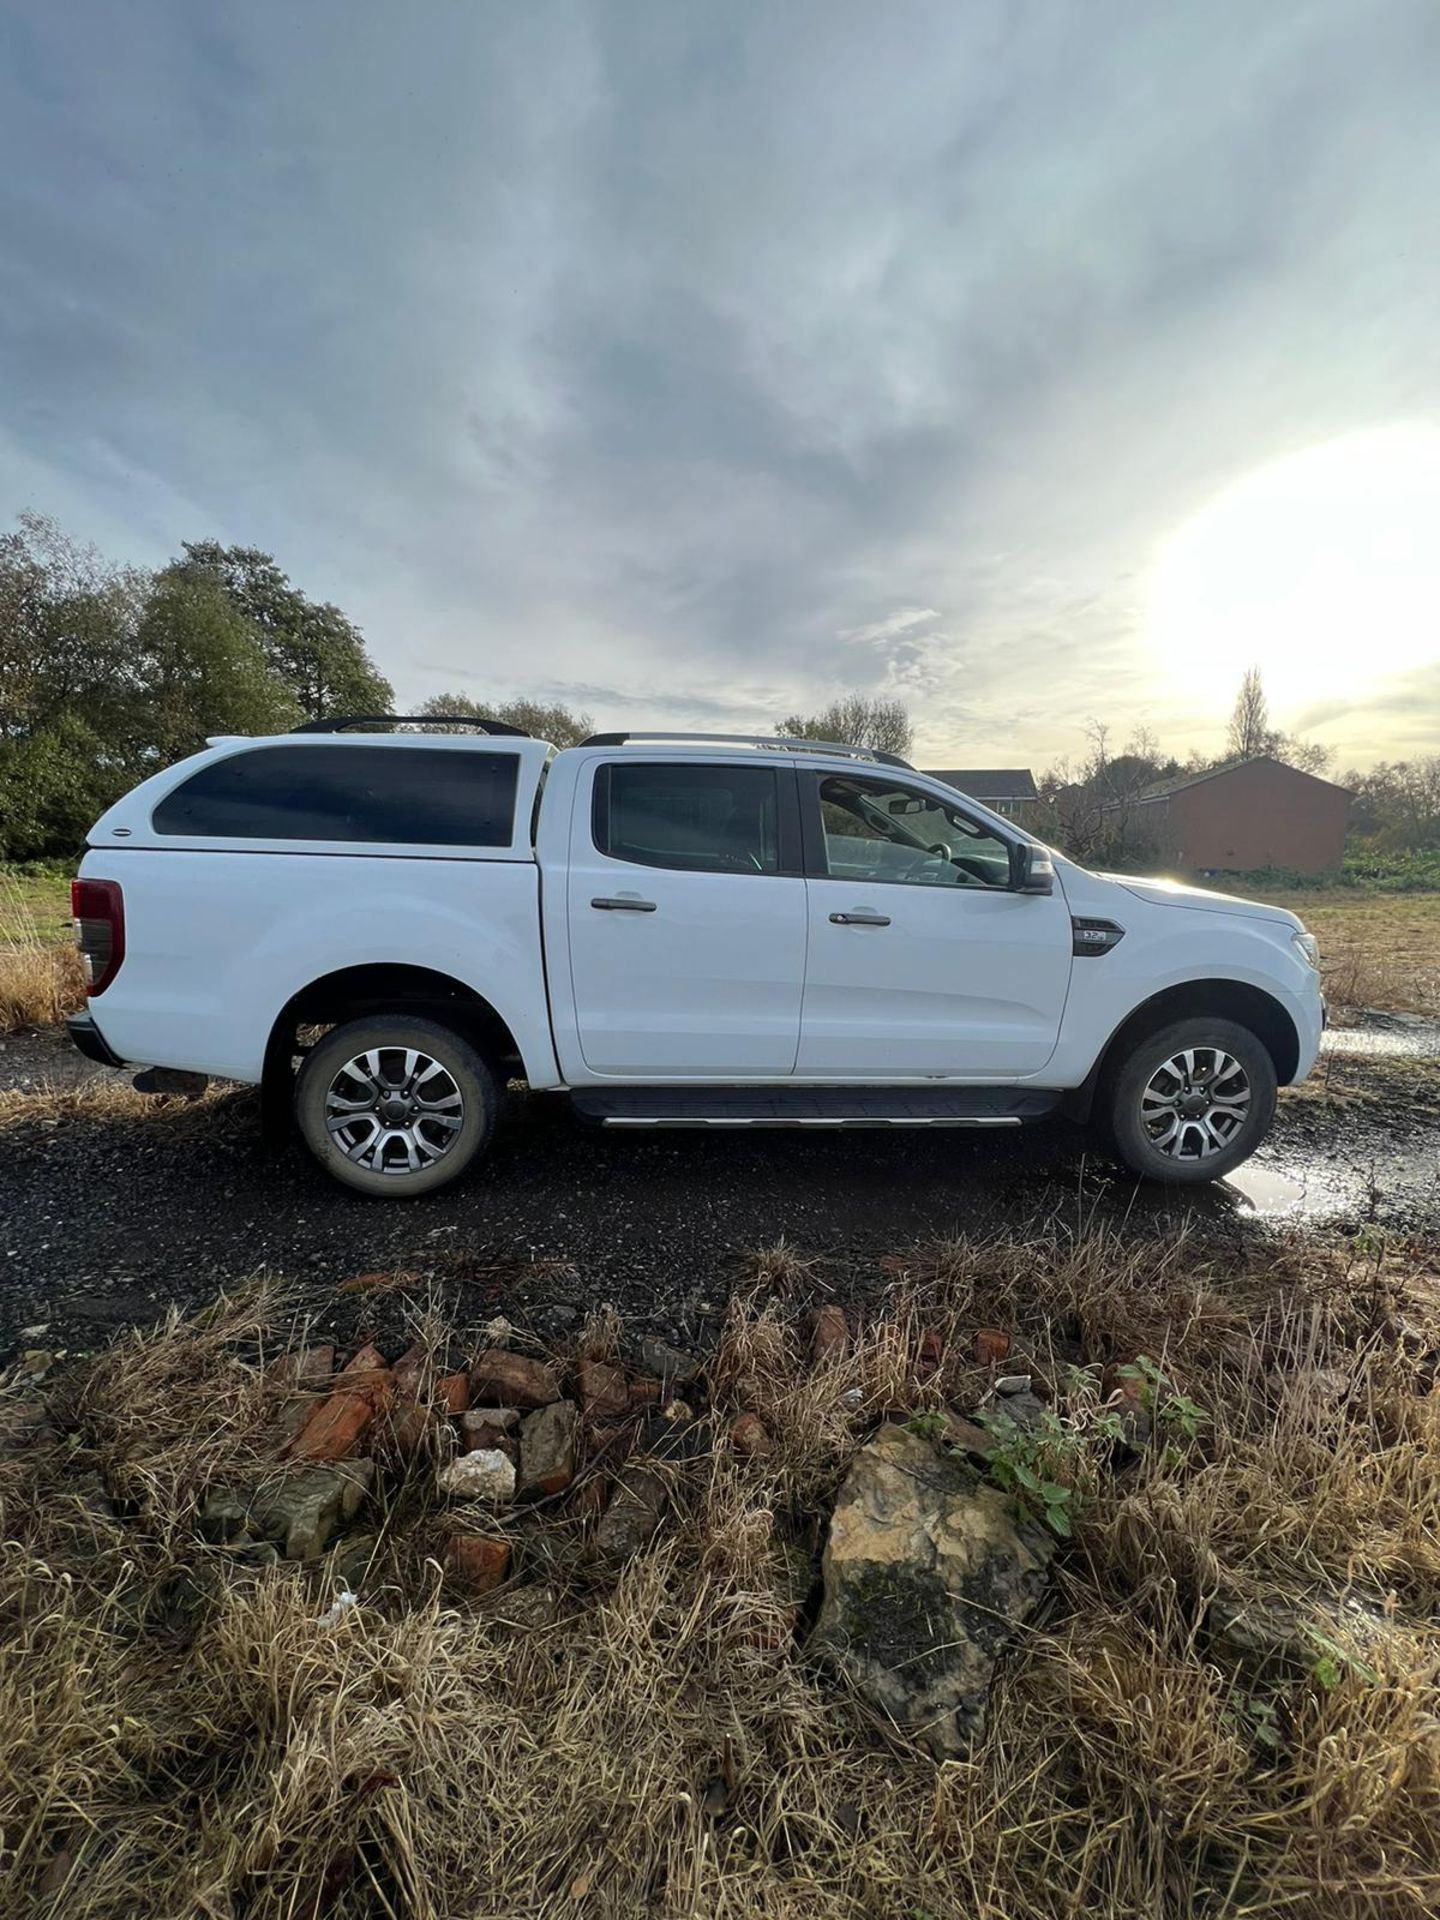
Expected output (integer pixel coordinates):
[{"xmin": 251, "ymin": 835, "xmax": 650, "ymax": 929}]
[
  {"xmin": 287, "ymin": 1390, "xmax": 373, "ymax": 1463},
  {"xmin": 627, "ymin": 1374, "xmax": 662, "ymax": 1409},
  {"xmin": 972, "ymin": 1328, "xmax": 1012, "ymax": 1367},
  {"xmin": 576, "ymin": 1359, "xmax": 629, "ymax": 1420},
  {"xmin": 435, "ymin": 1372, "xmax": 470, "ymax": 1415},
  {"xmin": 470, "ymin": 1349, "xmax": 561, "ymax": 1409},
  {"xmin": 462, "ymin": 1408, "xmax": 520, "ymax": 1457},
  {"xmin": 393, "ymin": 1344, "xmax": 431, "ymax": 1402},
  {"xmin": 731, "ymin": 1413, "xmax": 773, "ymax": 1459},
  {"xmin": 444, "ymin": 1534, "xmax": 511, "ymax": 1595},
  {"xmin": 809, "ymin": 1306, "xmax": 849, "ymax": 1366}
]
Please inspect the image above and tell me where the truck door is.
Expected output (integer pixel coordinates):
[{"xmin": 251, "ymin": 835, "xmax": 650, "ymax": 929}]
[
  {"xmin": 796, "ymin": 770, "xmax": 1072, "ymax": 1077},
  {"xmin": 562, "ymin": 757, "xmax": 808, "ymax": 1079}
]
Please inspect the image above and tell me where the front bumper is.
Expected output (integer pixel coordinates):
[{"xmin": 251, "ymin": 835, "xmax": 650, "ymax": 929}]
[{"xmin": 66, "ymin": 1011, "xmax": 126, "ymax": 1069}]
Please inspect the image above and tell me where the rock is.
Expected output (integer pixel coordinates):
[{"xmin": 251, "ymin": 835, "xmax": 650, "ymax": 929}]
[
  {"xmin": 972, "ymin": 1329, "xmax": 1011, "ymax": 1366},
  {"xmin": 445, "ymin": 1534, "xmax": 511, "ymax": 1595},
  {"xmin": 287, "ymin": 1389, "xmax": 374, "ymax": 1462},
  {"xmin": 267, "ymin": 1344, "xmax": 335, "ymax": 1387},
  {"xmin": 435, "ymin": 1372, "xmax": 470, "ymax": 1415},
  {"xmin": 731, "ymin": 1413, "xmax": 773, "ymax": 1459},
  {"xmin": 470, "ymin": 1349, "xmax": 561, "ymax": 1409},
  {"xmin": 941, "ymin": 1412, "xmax": 995, "ymax": 1460},
  {"xmin": 814, "ymin": 1423, "xmax": 1055, "ymax": 1756},
  {"xmin": 592, "ymin": 1465, "xmax": 668, "ymax": 1562},
  {"xmin": 461, "ymin": 1407, "xmax": 520, "ymax": 1456},
  {"xmin": 199, "ymin": 1488, "xmax": 251, "ymax": 1544},
  {"xmin": 249, "ymin": 1461, "xmax": 375, "ymax": 1562},
  {"xmin": 569, "ymin": 1477, "xmax": 609, "ymax": 1521},
  {"xmin": 328, "ymin": 1532, "xmax": 380, "ymax": 1590},
  {"xmin": 576, "ymin": 1359, "xmax": 629, "ymax": 1420},
  {"xmin": 810, "ymin": 1306, "xmax": 849, "ymax": 1366},
  {"xmin": 662, "ymin": 1399, "xmax": 693, "ymax": 1423},
  {"xmin": 994, "ymin": 1373, "xmax": 1031, "ymax": 1396},
  {"xmin": 627, "ymin": 1336, "xmax": 700, "ymax": 1387},
  {"xmin": 438, "ymin": 1449, "xmax": 516, "ymax": 1502},
  {"xmin": 980, "ymin": 1387, "xmax": 1048, "ymax": 1435},
  {"xmin": 1205, "ymin": 1589, "xmax": 1392, "ymax": 1689},
  {"xmin": 481, "ymin": 1315, "xmax": 514, "ymax": 1348},
  {"xmin": 519, "ymin": 1401, "xmax": 579, "ymax": 1498},
  {"xmin": 487, "ymin": 1582, "xmax": 562, "ymax": 1627}
]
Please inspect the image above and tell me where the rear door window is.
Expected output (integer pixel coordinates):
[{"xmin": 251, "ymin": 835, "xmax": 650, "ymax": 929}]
[
  {"xmin": 152, "ymin": 745, "xmax": 519, "ymax": 846},
  {"xmin": 593, "ymin": 762, "xmax": 783, "ymax": 873}
]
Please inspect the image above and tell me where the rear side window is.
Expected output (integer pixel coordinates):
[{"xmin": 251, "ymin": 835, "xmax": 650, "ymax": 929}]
[
  {"xmin": 593, "ymin": 763, "xmax": 781, "ymax": 873},
  {"xmin": 152, "ymin": 745, "xmax": 519, "ymax": 846}
]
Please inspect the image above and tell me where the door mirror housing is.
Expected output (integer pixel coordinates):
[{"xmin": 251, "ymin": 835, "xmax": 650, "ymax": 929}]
[{"xmin": 1011, "ymin": 843, "xmax": 1055, "ymax": 895}]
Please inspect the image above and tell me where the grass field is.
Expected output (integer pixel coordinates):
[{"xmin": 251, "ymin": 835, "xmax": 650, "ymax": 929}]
[
  {"xmin": 3, "ymin": 865, "xmax": 1438, "ymax": 1035},
  {"xmin": 4, "ymin": 1229, "xmax": 1440, "ymax": 1918}
]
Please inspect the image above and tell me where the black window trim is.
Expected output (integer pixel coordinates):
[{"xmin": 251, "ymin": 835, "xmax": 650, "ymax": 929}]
[
  {"xmin": 591, "ymin": 760, "xmax": 804, "ymax": 878},
  {"xmin": 799, "ymin": 769, "xmax": 1023, "ymax": 891}
]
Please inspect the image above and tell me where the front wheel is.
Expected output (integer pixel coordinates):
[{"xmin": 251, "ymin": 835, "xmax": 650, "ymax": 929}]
[
  {"xmin": 295, "ymin": 1015, "xmax": 499, "ymax": 1197},
  {"xmin": 1106, "ymin": 1016, "xmax": 1277, "ymax": 1185}
]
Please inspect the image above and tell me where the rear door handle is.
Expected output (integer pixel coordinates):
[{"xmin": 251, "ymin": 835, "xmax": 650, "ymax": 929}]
[
  {"xmin": 830, "ymin": 910, "xmax": 891, "ymax": 927},
  {"xmin": 591, "ymin": 896, "xmax": 658, "ymax": 912}
]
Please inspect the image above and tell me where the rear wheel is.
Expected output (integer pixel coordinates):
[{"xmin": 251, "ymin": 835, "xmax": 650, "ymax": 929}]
[
  {"xmin": 295, "ymin": 1015, "xmax": 499, "ymax": 1197},
  {"xmin": 1106, "ymin": 1016, "xmax": 1276, "ymax": 1185}
]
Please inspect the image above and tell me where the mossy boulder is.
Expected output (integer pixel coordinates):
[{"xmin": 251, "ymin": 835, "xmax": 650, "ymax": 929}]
[{"xmin": 814, "ymin": 1423, "xmax": 1055, "ymax": 1755}]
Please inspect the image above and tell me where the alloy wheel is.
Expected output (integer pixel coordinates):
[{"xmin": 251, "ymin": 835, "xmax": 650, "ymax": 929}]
[
  {"xmin": 1139, "ymin": 1045, "xmax": 1252, "ymax": 1161},
  {"xmin": 323, "ymin": 1046, "xmax": 466, "ymax": 1175}
]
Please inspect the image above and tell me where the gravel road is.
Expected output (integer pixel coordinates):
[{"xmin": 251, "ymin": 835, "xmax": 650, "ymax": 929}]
[{"xmin": 2, "ymin": 1022, "xmax": 1436, "ymax": 1357}]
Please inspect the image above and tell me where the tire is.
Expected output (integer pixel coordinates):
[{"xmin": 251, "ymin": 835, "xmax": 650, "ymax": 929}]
[
  {"xmin": 294, "ymin": 1015, "xmax": 499, "ymax": 1198},
  {"xmin": 1106, "ymin": 1016, "xmax": 1277, "ymax": 1185}
]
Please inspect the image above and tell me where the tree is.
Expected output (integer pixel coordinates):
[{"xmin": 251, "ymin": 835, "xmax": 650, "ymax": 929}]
[
  {"xmin": 415, "ymin": 691, "xmax": 594, "ymax": 746},
  {"xmin": 133, "ymin": 566, "xmax": 302, "ymax": 760},
  {"xmin": 179, "ymin": 542, "xmax": 392, "ymax": 719},
  {"xmin": 775, "ymin": 691, "xmax": 913, "ymax": 757},
  {"xmin": 1227, "ymin": 667, "xmax": 1272, "ymax": 760}
]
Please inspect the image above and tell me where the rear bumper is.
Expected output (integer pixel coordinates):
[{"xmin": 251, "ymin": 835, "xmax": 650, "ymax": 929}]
[{"xmin": 66, "ymin": 1011, "xmax": 126, "ymax": 1069}]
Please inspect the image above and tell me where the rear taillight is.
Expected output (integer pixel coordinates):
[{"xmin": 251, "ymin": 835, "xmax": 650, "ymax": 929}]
[{"xmin": 72, "ymin": 878, "xmax": 125, "ymax": 995}]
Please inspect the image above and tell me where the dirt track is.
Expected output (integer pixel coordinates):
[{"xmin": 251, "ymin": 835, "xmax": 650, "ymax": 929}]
[{"xmin": 1, "ymin": 1023, "xmax": 1436, "ymax": 1357}]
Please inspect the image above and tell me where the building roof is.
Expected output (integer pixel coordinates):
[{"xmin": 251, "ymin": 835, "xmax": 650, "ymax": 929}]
[
  {"xmin": 923, "ymin": 767, "xmax": 1037, "ymax": 800},
  {"xmin": 1136, "ymin": 754, "xmax": 1350, "ymax": 805}
]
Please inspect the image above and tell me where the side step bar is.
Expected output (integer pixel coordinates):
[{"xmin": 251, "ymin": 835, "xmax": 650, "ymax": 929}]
[{"xmin": 570, "ymin": 1086, "xmax": 1060, "ymax": 1129}]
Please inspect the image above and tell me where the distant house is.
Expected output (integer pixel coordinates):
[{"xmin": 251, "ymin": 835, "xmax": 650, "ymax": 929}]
[
  {"xmin": 923, "ymin": 767, "xmax": 1038, "ymax": 820},
  {"xmin": 1133, "ymin": 756, "xmax": 1349, "ymax": 875}
]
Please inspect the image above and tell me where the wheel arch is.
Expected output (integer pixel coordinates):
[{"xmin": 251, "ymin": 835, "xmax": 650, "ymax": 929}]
[
  {"xmin": 261, "ymin": 963, "xmax": 525, "ymax": 1134},
  {"xmin": 1064, "ymin": 978, "xmax": 1301, "ymax": 1123}
]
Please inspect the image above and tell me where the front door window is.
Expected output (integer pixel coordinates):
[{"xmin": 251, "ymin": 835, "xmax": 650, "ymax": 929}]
[{"xmin": 818, "ymin": 775, "xmax": 1012, "ymax": 888}]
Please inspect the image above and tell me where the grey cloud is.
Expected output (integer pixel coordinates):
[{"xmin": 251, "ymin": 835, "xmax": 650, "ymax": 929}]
[{"xmin": 1, "ymin": 0, "xmax": 1438, "ymax": 766}]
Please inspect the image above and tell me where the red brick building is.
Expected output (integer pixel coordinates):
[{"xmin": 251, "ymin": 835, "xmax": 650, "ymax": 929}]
[{"xmin": 1135, "ymin": 757, "xmax": 1349, "ymax": 875}]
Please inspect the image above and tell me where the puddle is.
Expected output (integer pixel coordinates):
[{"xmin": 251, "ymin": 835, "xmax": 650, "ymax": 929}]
[
  {"xmin": 1324, "ymin": 1014, "xmax": 1440, "ymax": 1060},
  {"xmin": 1220, "ymin": 1163, "xmax": 1347, "ymax": 1218}
]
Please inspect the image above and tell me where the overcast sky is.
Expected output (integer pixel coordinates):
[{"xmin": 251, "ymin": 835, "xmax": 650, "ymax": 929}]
[{"xmin": 3, "ymin": 1, "xmax": 1438, "ymax": 768}]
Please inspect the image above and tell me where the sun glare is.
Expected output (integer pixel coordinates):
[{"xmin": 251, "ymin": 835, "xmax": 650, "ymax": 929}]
[{"xmin": 1149, "ymin": 425, "xmax": 1440, "ymax": 717}]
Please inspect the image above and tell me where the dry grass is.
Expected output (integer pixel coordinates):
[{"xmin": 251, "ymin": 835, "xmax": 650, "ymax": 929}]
[
  {"xmin": 0, "ymin": 1077, "xmax": 240, "ymax": 1131},
  {"xmin": 4, "ymin": 1229, "xmax": 1440, "ymax": 1917},
  {"xmin": 0, "ymin": 869, "xmax": 83, "ymax": 1032},
  {"xmin": 1259, "ymin": 888, "xmax": 1440, "ymax": 1018}
]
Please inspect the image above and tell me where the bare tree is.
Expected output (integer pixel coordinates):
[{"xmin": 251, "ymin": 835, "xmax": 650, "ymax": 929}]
[
  {"xmin": 776, "ymin": 691, "xmax": 913, "ymax": 757},
  {"xmin": 1226, "ymin": 667, "xmax": 1272, "ymax": 760}
]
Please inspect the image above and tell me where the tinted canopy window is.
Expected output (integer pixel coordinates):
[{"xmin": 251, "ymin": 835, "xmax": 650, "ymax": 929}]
[
  {"xmin": 153, "ymin": 745, "xmax": 520, "ymax": 846},
  {"xmin": 594, "ymin": 763, "xmax": 781, "ymax": 873}
]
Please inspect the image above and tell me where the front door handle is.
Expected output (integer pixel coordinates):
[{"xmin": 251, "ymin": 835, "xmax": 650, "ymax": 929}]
[
  {"xmin": 591, "ymin": 896, "xmax": 658, "ymax": 912},
  {"xmin": 830, "ymin": 910, "xmax": 891, "ymax": 927}
]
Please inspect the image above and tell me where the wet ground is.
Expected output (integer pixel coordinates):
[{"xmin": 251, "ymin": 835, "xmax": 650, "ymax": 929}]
[{"xmin": 1, "ymin": 1020, "xmax": 1436, "ymax": 1357}]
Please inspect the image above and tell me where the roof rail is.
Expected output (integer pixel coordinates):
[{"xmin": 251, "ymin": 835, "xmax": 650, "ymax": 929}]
[
  {"xmin": 292, "ymin": 714, "xmax": 529, "ymax": 738},
  {"xmin": 579, "ymin": 730, "xmax": 914, "ymax": 770}
]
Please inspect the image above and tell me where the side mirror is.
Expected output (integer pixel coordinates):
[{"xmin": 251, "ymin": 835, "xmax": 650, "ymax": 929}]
[{"xmin": 1011, "ymin": 843, "xmax": 1055, "ymax": 895}]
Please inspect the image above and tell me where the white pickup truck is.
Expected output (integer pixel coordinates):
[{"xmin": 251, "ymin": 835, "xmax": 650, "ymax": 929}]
[{"xmin": 67, "ymin": 721, "xmax": 1324, "ymax": 1197}]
